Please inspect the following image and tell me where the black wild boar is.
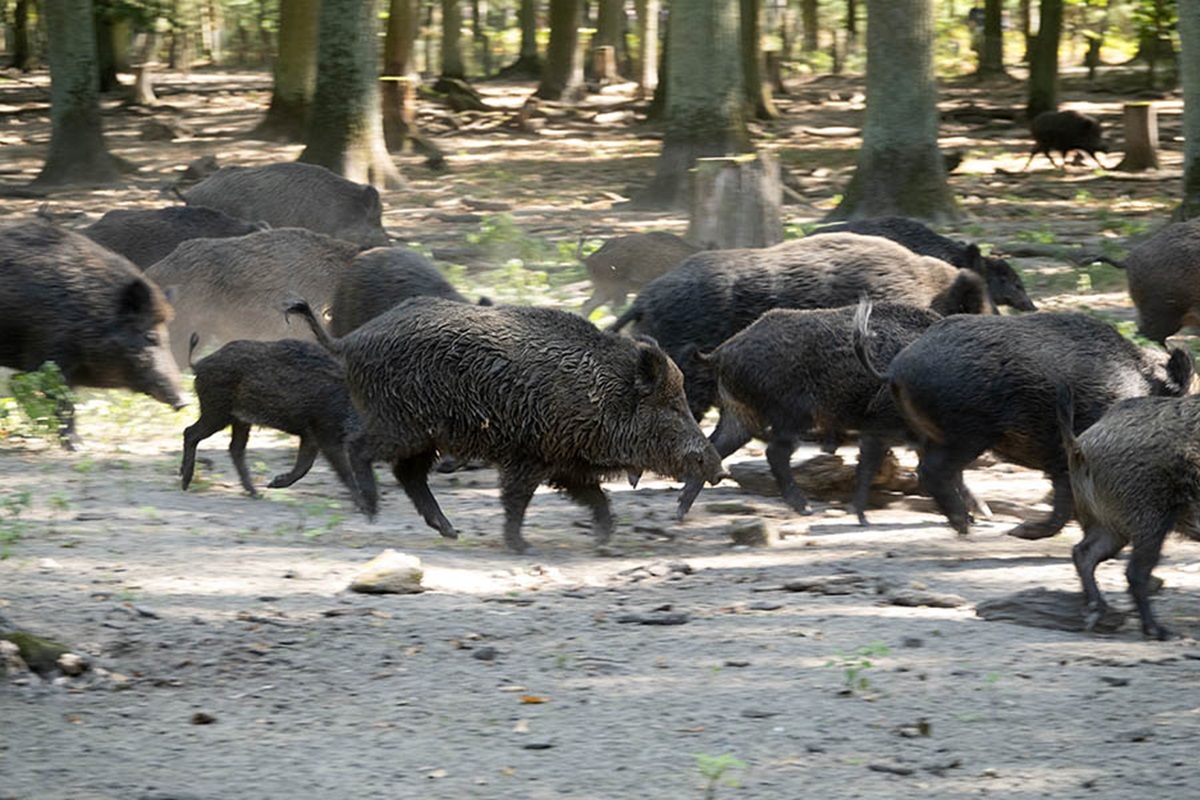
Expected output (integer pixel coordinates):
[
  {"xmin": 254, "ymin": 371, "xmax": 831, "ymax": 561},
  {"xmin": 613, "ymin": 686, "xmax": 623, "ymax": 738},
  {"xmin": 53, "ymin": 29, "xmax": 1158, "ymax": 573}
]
[
  {"xmin": 180, "ymin": 335, "xmax": 377, "ymax": 516},
  {"xmin": 0, "ymin": 220, "xmax": 184, "ymax": 443},
  {"xmin": 610, "ymin": 232, "xmax": 993, "ymax": 420},
  {"xmin": 581, "ymin": 231, "xmax": 701, "ymax": 316},
  {"xmin": 810, "ymin": 216, "xmax": 1035, "ymax": 311},
  {"xmin": 182, "ymin": 162, "xmax": 390, "ymax": 247},
  {"xmin": 1109, "ymin": 219, "xmax": 1200, "ymax": 344},
  {"xmin": 1059, "ymin": 391, "xmax": 1200, "ymax": 640},
  {"xmin": 331, "ymin": 246, "xmax": 475, "ymax": 337},
  {"xmin": 145, "ymin": 227, "xmax": 360, "ymax": 366},
  {"xmin": 288, "ymin": 297, "xmax": 726, "ymax": 554},
  {"xmin": 1024, "ymin": 109, "xmax": 1109, "ymax": 170},
  {"xmin": 81, "ymin": 205, "xmax": 267, "ymax": 269},
  {"xmin": 677, "ymin": 302, "xmax": 944, "ymax": 524},
  {"xmin": 865, "ymin": 312, "xmax": 1192, "ymax": 540}
]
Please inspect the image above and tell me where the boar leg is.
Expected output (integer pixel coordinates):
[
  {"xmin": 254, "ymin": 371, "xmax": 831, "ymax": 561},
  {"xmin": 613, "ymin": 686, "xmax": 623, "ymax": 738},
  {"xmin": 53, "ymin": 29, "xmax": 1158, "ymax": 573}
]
[
  {"xmin": 499, "ymin": 468, "xmax": 542, "ymax": 554},
  {"xmin": 1127, "ymin": 517, "xmax": 1174, "ymax": 640},
  {"xmin": 767, "ymin": 438, "xmax": 810, "ymax": 515},
  {"xmin": 562, "ymin": 481, "xmax": 614, "ymax": 547},
  {"xmin": 267, "ymin": 436, "xmax": 319, "ymax": 488},
  {"xmin": 676, "ymin": 411, "xmax": 752, "ymax": 521},
  {"xmin": 851, "ymin": 436, "xmax": 890, "ymax": 526},
  {"xmin": 228, "ymin": 420, "xmax": 259, "ymax": 497},
  {"xmin": 1008, "ymin": 471, "xmax": 1074, "ymax": 540},
  {"xmin": 180, "ymin": 411, "xmax": 232, "ymax": 490},
  {"xmin": 392, "ymin": 453, "xmax": 456, "ymax": 539},
  {"xmin": 310, "ymin": 437, "xmax": 376, "ymax": 518},
  {"xmin": 1072, "ymin": 519, "xmax": 1126, "ymax": 633},
  {"xmin": 916, "ymin": 444, "xmax": 978, "ymax": 536}
]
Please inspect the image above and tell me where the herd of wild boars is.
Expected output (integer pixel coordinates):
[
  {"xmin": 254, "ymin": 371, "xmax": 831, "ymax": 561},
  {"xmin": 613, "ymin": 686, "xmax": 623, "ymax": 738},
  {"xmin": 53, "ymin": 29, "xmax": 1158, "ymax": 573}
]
[{"xmin": 8, "ymin": 161, "xmax": 1200, "ymax": 636}]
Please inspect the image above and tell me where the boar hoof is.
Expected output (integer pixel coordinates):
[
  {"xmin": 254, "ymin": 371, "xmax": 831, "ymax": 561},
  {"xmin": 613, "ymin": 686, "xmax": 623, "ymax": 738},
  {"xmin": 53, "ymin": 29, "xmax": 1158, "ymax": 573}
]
[
  {"xmin": 856, "ymin": 511, "xmax": 870, "ymax": 527},
  {"xmin": 1082, "ymin": 605, "xmax": 1106, "ymax": 632},
  {"xmin": 1144, "ymin": 621, "xmax": 1175, "ymax": 641},
  {"xmin": 1007, "ymin": 522, "xmax": 1058, "ymax": 540}
]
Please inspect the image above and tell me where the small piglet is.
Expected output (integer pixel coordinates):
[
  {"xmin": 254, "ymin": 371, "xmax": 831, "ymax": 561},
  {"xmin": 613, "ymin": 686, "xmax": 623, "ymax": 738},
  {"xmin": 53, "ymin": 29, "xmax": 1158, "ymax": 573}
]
[
  {"xmin": 180, "ymin": 334, "xmax": 377, "ymax": 517},
  {"xmin": 1059, "ymin": 391, "xmax": 1200, "ymax": 640}
]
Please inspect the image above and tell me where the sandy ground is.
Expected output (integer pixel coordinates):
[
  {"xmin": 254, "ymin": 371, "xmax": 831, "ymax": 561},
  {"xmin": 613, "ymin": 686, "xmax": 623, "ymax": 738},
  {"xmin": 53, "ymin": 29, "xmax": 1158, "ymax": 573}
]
[{"xmin": 4, "ymin": 67, "xmax": 1200, "ymax": 799}]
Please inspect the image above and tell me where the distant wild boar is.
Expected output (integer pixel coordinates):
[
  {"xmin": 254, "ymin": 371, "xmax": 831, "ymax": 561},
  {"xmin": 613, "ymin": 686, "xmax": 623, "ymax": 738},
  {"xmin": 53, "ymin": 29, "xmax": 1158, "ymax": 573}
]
[
  {"xmin": 581, "ymin": 232, "xmax": 701, "ymax": 316},
  {"xmin": 1024, "ymin": 109, "xmax": 1109, "ymax": 170},
  {"xmin": 289, "ymin": 297, "xmax": 725, "ymax": 553},
  {"xmin": 1059, "ymin": 391, "xmax": 1200, "ymax": 640},
  {"xmin": 611, "ymin": 232, "xmax": 993, "ymax": 420},
  {"xmin": 180, "ymin": 335, "xmax": 377, "ymax": 517},
  {"xmin": 183, "ymin": 162, "xmax": 390, "ymax": 247},
  {"xmin": 0, "ymin": 220, "xmax": 184, "ymax": 444},
  {"xmin": 860, "ymin": 312, "xmax": 1193, "ymax": 540},
  {"xmin": 1105, "ymin": 219, "xmax": 1200, "ymax": 345},
  {"xmin": 81, "ymin": 205, "xmax": 267, "ymax": 269}
]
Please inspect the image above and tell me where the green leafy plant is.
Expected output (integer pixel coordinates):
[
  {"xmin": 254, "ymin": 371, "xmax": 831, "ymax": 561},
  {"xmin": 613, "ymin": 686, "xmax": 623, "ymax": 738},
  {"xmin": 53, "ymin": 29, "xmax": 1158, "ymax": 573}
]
[
  {"xmin": 826, "ymin": 642, "xmax": 891, "ymax": 695},
  {"xmin": 692, "ymin": 753, "xmax": 746, "ymax": 799},
  {"xmin": 0, "ymin": 490, "xmax": 33, "ymax": 558},
  {"xmin": 4, "ymin": 362, "xmax": 76, "ymax": 440}
]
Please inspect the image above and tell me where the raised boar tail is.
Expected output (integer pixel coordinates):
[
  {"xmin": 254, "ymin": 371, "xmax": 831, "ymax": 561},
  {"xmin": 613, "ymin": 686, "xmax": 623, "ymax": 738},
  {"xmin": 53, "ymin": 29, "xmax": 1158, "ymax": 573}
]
[
  {"xmin": 851, "ymin": 299, "xmax": 887, "ymax": 382},
  {"xmin": 608, "ymin": 304, "xmax": 642, "ymax": 333},
  {"xmin": 284, "ymin": 298, "xmax": 338, "ymax": 352},
  {"xmin": 187, "ymin": 332, "xmax": 200, "ymax": 370},
  {"xmin": 1056, "ymin": 383, "xmax": 1081, "ymax": 460}
]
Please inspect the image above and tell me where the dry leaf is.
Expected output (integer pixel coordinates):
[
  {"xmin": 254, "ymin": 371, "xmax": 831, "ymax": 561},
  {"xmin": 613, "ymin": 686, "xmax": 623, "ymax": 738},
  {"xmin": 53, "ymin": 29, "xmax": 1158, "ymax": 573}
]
[{"xmin": 520, "ymin": 695, "xmax": 550, "ymax": 704}]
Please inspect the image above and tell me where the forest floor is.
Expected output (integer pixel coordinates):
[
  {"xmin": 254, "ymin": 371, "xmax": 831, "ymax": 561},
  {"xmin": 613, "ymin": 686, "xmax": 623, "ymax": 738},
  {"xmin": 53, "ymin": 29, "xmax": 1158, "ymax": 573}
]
[{"xmin": 3, "ymin": 65, "xmax": 1200, "ymax": 800}]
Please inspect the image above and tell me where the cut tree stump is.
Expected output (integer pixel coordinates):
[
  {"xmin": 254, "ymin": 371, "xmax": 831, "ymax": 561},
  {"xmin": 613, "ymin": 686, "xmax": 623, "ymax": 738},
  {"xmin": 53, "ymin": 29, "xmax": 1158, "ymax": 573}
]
[
  {"xmin": 592, "ymin": 46, "xmax": 617, "ymax": 84},
  {"xmin": 1114, "ymin": 102, "xmax": 1159, "ymax": 172},
  {"xmin": 687, "ymin": 154, "xmax": 783, "ymax": 249}
]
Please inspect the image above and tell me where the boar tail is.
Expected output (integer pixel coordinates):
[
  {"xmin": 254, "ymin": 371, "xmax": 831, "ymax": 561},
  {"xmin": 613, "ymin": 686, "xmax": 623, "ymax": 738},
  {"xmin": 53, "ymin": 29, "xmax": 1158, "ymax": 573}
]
[
  {"xmin": 608, "ymin": 304, "xmax": 642, "ymax": 333},
  {"xmin": 284, "ymin": 299, "xmax": 338, "ymax": 352},
  {"xmin": 1056, "ymin": 383, "xmax": 1081, "ymax": 459},
  {"xmin": 187, "ymin": 332, "xmax": 200, "ymax": 370},
  {"xmin": 1080, "ymin": 254, "xmax": 1125, "ymax": 270},
  {"xmin": 852, "ymin": 299, "xmax": 887, "ymax": 382}
]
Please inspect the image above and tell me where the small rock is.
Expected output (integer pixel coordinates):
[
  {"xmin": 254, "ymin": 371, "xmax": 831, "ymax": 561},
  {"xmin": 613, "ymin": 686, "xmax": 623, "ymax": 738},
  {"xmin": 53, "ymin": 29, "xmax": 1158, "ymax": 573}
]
[
  {"xmin": 1100, "ymin": 676, "xmax": 1130, "ymax": 687},
  {"xmin": 727, "ymin": 519, "xmax": 776, "ymax": 547},
  {"xmin": 748, "ymin": 601, "xmax": 783, "ymax": 611},
  {"xmin": 741, "ymin": 709, "xmax": 780, "ymax": 719},
  {"xmin": 705, "ymin": 501, "xmax": 760, "ymax": 515},
  {"xmin": 522, "ymin": 742, "xmax": 555, "ymax": 750},
  {"xmin": 615, "ymin": 612, "xmax": 690, "ymax": 626},
  {"xmin": 472, "ymin": 646, "xmax": 498, "ymax": 662},
  {"xmin": 190, "ymin": 712, "xmax": 217, "ymax": 725},
  {"xmin": 724, "ymin": 660, "xmax": 750, "ymax": 668},
  {"xmin": 349, "ymin": 550, "xmax": 424, "ymax": 595},
  {"xmin": 888, "ymin": 590, "xmax": 967, "ymax": 609},
  {"xmin": 867, "ymin": 763, "xmax": 913, "ymax": 776},
  {"xmin": 901, "ymin": 637, "xmax": 925, "ymax": 648},
  {"xmin": 56, "ymin": 653, "xmax": 87, "ymax": 676}
]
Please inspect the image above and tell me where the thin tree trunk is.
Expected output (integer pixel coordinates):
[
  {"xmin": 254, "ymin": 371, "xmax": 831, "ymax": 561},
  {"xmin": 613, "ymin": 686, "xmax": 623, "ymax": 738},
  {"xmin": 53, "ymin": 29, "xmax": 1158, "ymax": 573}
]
[
  {"xmin": 633, "ymin": 0, "xmax": 658, "ymax": 97},
  {"xmin": 254, "ymin": 0, "xmax": 319, "ymax": 141},
  {"xmin": 441, "ymin": 0, "xmax": 465, "ymax": 78},
  {"xmin": 976, "ymin": 0, "xmax": 1006, "ymax": 78},
  {"xmin": 12, "ymin": 0, "xmax": 33, "ymax": 70},
  {"xmin": 829, "ymin": 0, "xmax": 956, "ymax": 222},
  {"xmin": 593, "ymin": 0, "xmax": 624, "ymax": 77},
  {"xmin": 299, "ymin": 0, "xmax": 402, "ymax": 188},
  {"xmin": 499, "ymin": 0, "xmax": 540, "ymax": 76},
  {"xmin": 472, "ymin": 0, "xmax": 491, "ymax": 76},
  {"xmin": 741, "ymin": 0, "xmax": 777, "ymax": 118},
  {"xmin": 1178, "ymin": 0, "xmax": 1200, "ymax": 218},
  {"xmin": 846, "ymin": 0, "xmax": 858, "ymax": 48},
  {"xmin": 34, "ymin": 0, "xmax": 119, "ymax": 187},
  {"xmin": 535, "ymin": 0, "xmax": 582, "ymax": 100},
  {"xmin": 801, "ymin": 0, "xmax": 817, "ymax": 52},
  {"xmin": 1026, "ymin": 0, "xmax": 1062, "ymax": 121}
]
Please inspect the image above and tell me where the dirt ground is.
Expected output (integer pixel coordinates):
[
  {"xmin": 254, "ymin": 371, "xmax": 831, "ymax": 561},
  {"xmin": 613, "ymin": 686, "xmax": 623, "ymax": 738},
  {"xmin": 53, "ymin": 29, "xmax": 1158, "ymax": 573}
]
[{"xmin": 4, "ymin": 67, "xmax": 1200, "ymax": 799}]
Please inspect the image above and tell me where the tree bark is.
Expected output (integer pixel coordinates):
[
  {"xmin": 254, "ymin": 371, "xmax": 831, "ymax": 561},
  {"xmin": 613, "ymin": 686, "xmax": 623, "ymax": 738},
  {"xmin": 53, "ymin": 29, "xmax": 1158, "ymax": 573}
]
[
  {"xmin": 846, "ymin": 0, "xmax": 857, "ymax": 45},
  {"xmin": 1115, "ymin": 103, "xmax": 1159, "ymax": 172},
  {"xmin": 34, "ymin": 0, "xmax": 119, "ymax": 187},
  {"xmin": 829, "ymin": 0, "xmax": 957, "ymax": 223},
  {"xmin": 800, "ymin": 0, "xmax": 817, "ymax": 52},
  {"xmin": 12, "ymin": 0, "xmax": 33, "ymax": 70},
  {"xmin": 1018, "ymin": 0, "xmax": 1031, "ymax": 61},
  {"xmin": 633, "ymin": 0, "xmax": 659, "ymax": 97},
  {"xmin": 687, "ymin": 154, "xmax": 783, "ymax": 248},
  {"xmin": 593, "ymin": 0, "xmax": 624, "ymax": 78},
  {"xmin": 741, "ymin": 0, "xmax": 777, "ymax": 119},
  {"xmin": 976, "ymin": 0, "xmax": 1006, "ymax": 78},
  {"xmin": 499, "ymin": 0, "xmax": 540, "ymax": 76},
  {"xmin": 441, "ymin": 0, "xmax": 466, "ymax": 78},
  {"xmin": 1178, "ymin": 0, "xmax": 1200, "ymax": 218},
  {"xmin": 634, "ymin": 0, "xmax": 751, "ymax": 209},
  {"xmin": 535, "ymin": 0, "xmax": 582, "ymax": 100},
  {"xmin": 472, "ymin": 0, "xmax": 491, "ymax": 76},
  {"xmin": 1026, "ymin": 0, "xmax": 1062, "ymax": 121},
  {"xmin": 382, "ymin": 0, "xmax": 419, "ymax": 150},
  {"xmin": 299, "ymin": 0, "xmax": 402, "ymax": 188},
  {"xmin": 254, "ymin": 0, "xmax": 319, "ymax": 141}
]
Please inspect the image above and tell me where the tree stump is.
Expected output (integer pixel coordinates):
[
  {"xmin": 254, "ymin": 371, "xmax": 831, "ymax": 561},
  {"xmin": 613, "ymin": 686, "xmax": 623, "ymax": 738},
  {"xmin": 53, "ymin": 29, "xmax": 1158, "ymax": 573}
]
[
  {"xmin": 1114, "ymin": 102, "xmax": 1159, "ymax": 172},
  {"xmin": 592, "ymin": 45, "xmax": 617, "ymax": 84},
  {"xmin": 129, "ymin": 64, "xmax": 158, "ymax": 106},
  {"xmin": 687, "ymin": 154, "xmax": 783, "ymax": 249}
]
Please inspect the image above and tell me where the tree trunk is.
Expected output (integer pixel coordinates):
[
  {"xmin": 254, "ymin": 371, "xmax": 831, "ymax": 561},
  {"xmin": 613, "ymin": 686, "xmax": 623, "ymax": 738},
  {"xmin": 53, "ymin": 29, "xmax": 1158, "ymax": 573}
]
[
  {"xmin": 687, "ymin": 154, "xmax": 783, "ymax": 248},
  {"xmin": 741, "ymin": 0, "xmax": 777, "ymax": 119},
  {"xmin": 299, "ymin": 0, "xmax": 402, "ymax": 188},
  {"xmin": 633, "ymin": 0, "xmax": 659, "ymax": 98},
  {"xmin": 593, "ymin": 0, "xmax": 624, "ymax": 78},
  {"xmin": 976, "ymin": 0, "xmax": 1006, "ymax": 78},
  {"xmin": 382, "ymin": 0, "xmax": 419, "ymax": 149},
  {"xmin": 800, "ymin": 0, "xmax": 817, "ymax": 52},
  {"xmin": 1178, "ymin": 0, "xmax": 1200, "ymax": 218},
  {"xmin": 634, "ymin": 0, "xmax": 751, "ymax": 209},
  {"xmin": 499, "ymin": 0, "xmax": 540, "ymax": 76},
  {"xmin": 535, "ymin": 0, "xmax": 582, "ymax": 100},
  {"xmin": 829, "ymin": 0, "xmax": 956, "ymax": 222},
  {"xmin": 846, "ymin": 0, "xmax": 857, "ymax": 46},
  {"xmin": 34, "ymin": 0, "xmax": 119, "ymax": 187},
  {"xmin": 441, "ymin": 0, "xmax": 466, "ymax": 78},
  {"xmin": 12, "ymin": 0, "xmax": 33, "ymax": 70},
  {"xmin": 94, "ymin": 10, "xmax": 119, "ymax": 92},
  {"xmin": 472, "ymin": 0, "xmax": 491, "ymax": 76},
  {"xmin": 1026, "ymin": 0, "xmax": 1062, "ymax": 121},
  {"xmin": 1115, "ymin": 103, "xmax": 1159, "ymax": 172},
  {"xmin": 254, "ymin": 0, "xmax": 319, "ymax": 141}
]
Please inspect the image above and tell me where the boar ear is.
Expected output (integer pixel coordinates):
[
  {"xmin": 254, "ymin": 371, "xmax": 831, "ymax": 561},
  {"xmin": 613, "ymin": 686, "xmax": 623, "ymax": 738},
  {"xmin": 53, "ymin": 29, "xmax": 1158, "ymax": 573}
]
[
  {"xmin": 635, "ymin": 338, "xmax": 671, "ymax": 396},
  {"xmin": 362, "ymin": 185, "xmax": 382, "ymax": 213},
  {"xmin": 1167, "ymin": 347, "xmax": 1195, "ymax": 394},
  {"xmin": 118, "ymin": 279, "xmax": 154, "ymax": 319},
  {"xmin": 963, "ymin": 244, "xmax": 984, "ymax": 274}
]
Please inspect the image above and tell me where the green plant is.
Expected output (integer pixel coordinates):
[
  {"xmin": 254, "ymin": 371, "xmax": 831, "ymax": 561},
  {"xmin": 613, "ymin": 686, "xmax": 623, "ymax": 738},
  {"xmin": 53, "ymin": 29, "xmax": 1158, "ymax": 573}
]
[
  {"xmin": 692, "ymin": 753, "xmax": 746, "ymax": 799},
  {"xmin": 4, "ymin": 362, "xmax": 76, "ymax": 440},
  {"xmin": 826, "ymin": 642, "xmax": 891, "ymax": 695},
  {"xmin": 0, "ymin": 490, "xmax": 33, "ymax": 558}
]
